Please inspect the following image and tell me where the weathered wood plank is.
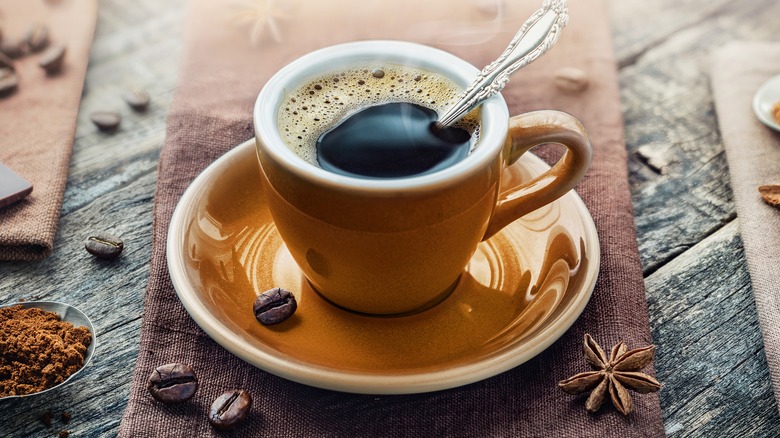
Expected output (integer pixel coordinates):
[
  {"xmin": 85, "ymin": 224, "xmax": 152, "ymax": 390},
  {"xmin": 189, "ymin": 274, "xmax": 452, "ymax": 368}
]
[
  {"xmin": 0, "ymin": 166, "xmax": 156, "ymax": 434},
  {"xmin": 608, "ymin": 0, "xmax": 735, "ymax": 67},
  {"xmin": 0, "ymin": 0, "xmax": 183, "ymax": 436},
  {"xmin": 611, "ymin": 0, "xmax": 780, "ymax": 434},
  {"xmin": 63, "ymin": 0, "xmax": 183, "ymax": 216},
  {"xmin": 613, "ymin": 0, "xmax": 780, "ymax": 273},
  {"xmin": 646, "ymin": 220, "xmax": 779, "ymax": 437}
]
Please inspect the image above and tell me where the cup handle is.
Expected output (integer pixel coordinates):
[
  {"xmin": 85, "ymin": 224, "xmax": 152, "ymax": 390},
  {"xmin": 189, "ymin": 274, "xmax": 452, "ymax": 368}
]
[{"xmin": 482, "ymin": 110, "xmax": 593, "ymax": 241}]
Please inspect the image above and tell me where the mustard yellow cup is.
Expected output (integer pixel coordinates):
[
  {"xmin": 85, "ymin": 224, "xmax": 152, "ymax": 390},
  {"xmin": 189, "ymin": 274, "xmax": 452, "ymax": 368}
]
[{"xmin": 254, "ymin": 41, "xmax": 591, "ymax": 315}]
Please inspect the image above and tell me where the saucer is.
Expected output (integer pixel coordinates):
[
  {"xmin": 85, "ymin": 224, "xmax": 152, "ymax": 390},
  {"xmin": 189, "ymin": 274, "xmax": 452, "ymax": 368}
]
[
  {"xmin": 167, "ymin": 139, "xmax": 600, "ymax": 394},
  {"xmin": 753, "ymin": 74, "xmax": 780, "ymax": 132}
]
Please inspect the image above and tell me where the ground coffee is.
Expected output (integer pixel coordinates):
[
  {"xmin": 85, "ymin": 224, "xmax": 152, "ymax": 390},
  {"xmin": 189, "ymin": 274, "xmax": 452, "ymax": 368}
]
[{"xmin": 0, "ymin": 305, "xmax": 92, "ymax": 397}]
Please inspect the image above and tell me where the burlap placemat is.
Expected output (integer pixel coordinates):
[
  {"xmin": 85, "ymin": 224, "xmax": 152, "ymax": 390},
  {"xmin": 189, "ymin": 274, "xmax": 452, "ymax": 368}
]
[
  {"xmin": 119, "ymin": 0, "xmax": 664, "ymax": 435},
  {"xmin": 711, "ymin": 41, "xmax": 780, "ymax": 412},
  {"xmin": 0, "ymin": 0, "xmax": 97, "ymax": 261}
]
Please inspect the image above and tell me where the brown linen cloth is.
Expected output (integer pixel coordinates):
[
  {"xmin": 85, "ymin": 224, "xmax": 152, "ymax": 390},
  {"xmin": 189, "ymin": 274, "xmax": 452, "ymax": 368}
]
[
  {"xmin": 119, "ymin": 0, "xmax": 664, "ymax": 436},
  {"xmin": 711, "ymin": 42, "xmax": 780, "ymax": 411},
  {"xmin": 0, "ymin": 0, "xmax": 97, "ymax": 261}
]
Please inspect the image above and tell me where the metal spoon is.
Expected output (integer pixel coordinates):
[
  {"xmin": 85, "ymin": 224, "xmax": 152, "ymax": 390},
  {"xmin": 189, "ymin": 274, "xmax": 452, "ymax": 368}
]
[
  {"xmin": 436, "ymin": 0, "xmax": 569, "ymax": 128},
  {"xmin": 0, "ymin": 301, "xmax": 96, "ymax": 401}
]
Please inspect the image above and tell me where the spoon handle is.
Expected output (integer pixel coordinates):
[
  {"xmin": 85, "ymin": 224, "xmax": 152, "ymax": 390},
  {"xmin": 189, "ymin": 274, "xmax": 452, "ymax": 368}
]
[{"xmin": 437, "ymin": 0, "xmax": 569, "ymax": 128}]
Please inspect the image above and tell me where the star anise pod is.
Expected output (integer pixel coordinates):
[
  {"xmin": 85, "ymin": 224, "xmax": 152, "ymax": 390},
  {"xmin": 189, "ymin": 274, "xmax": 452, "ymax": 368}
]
[
  {"xmin": 558, "ymin": 334, "xmax": 661, "ymax": 415},
  {"xmin": 228, "ymin": 0, "xmax": 289, "ymax": 45}
]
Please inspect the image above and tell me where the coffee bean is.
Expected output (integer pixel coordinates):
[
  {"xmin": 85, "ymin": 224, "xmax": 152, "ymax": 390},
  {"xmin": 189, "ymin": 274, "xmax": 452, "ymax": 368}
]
[
  {"xmin": 39, "ymin": 411, "xmax": 53, "ymax": 427},
  {"xmin": 253, "ymin": 287, "xmax": 297, "ymax": 325},
  {"xmin": 147, "ymin": 363, "xmax": 199, "ymax": 404},
  {"xmin": 208, "ymin": 390, "xmax": 252, "ymax": 431},
  {"xmin": 122, "ymin": 88, "xmax": 150, "ymax": 111},
  {"xmin": 0, "ymin": 52, "xmax": 14, "ymax": 72},
  {"xmin": 553, "ymin": 67, "xmax": 589, "ymax": 93},
  {"xmin": 90, "ymin": 111, "xmax": 121, "ymax": 132},
  {"xmin": 84, "ymin": 233, "xmax": 124, "ymax": 259},
  {"xmin": 0, "ymin": 37, "xmax": 25, "ymax": 59},
  {"xmin": 39, "ymin": 45, "xmax": 66, "ymax": 75},
  {"xmin": 24, "ymin": 24, "xmax": 49, "ymax": 53},
  {"xmin": 0, "ymin": 68, "xmax": 18, "ymax": 97}
]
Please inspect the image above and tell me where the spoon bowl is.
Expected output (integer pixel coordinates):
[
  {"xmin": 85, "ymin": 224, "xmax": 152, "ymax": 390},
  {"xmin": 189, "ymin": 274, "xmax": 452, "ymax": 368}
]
[{"xmin": 0, "ymin": 301, "xmax": 96, "ymax": 401}]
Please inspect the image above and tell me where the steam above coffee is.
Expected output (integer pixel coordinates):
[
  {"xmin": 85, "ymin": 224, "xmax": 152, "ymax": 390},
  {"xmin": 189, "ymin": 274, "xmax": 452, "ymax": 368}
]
[{"xmin": 276, "ymin": 64, "xmax": 480, "ymax": 178}]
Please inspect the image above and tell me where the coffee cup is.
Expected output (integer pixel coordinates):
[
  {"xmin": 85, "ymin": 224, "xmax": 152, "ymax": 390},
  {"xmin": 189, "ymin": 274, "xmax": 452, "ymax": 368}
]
[{"xmin": 254, "ymin": 41, "xmax": 592, "ymax": 315}]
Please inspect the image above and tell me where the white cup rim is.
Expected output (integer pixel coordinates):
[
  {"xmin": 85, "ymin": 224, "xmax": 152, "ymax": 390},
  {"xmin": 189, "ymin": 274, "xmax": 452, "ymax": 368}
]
[{"xmin": 253, "ymin": 40, "xmax": 510, "ymax": 194}]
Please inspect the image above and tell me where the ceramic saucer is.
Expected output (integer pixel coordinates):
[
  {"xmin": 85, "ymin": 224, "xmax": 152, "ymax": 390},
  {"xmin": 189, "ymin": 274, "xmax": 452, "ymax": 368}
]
[
  {"xmin": 753, "ymin": 74, "xmax": 780, "ymax": 132},
  {"xmin": 167, "ymin": 139, "xmax": 600, "ymax": 394}
]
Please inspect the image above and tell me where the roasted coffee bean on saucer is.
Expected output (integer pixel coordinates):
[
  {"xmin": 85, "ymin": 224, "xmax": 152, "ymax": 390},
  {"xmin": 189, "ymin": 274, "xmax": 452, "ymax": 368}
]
[
  {"xmin": 122, "ymin": 88, "xmax": 151, "ymax": 111},
  {"xmin": 84, "ymin": 233, "xmax": 124, "ymax": 259},
  {"xmin": 209, "ymin": 389, "xmax": 252, "ymax": 430},
  {"xmin": 147, "ymin": 363, "xmax": 199, "ymax": 404},
  {"xmin": 253, "ymin": 287, "xmax": 297, "ymax": 325},
  {"xmin": 90, "ymin": 111, "xmax": 121, "ymax": 132},
  {"xmin": 39, "ymin": 45, "xmax": 66, "ymax": 75}
]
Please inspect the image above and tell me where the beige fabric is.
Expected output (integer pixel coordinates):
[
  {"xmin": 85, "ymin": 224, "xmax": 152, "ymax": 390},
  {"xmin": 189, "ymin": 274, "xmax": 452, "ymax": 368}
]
[
  {"xmin": 711, "ymin": 41, "xmax": 780, "ymax": 409},
  {"xmin": 0, "ymin": 0, "xmax": 98, "ymax": 260}
]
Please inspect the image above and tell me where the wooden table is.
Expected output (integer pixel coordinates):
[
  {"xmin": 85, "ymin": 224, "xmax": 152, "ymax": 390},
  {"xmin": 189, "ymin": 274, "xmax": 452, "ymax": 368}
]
[{"xmin": 2, "ymin": 0, "xmax": 779, "ymax": 436}]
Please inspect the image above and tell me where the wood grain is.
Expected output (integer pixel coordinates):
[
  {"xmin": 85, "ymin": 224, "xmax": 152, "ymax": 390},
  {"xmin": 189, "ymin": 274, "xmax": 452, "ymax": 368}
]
[
  {"xmin": 0, "ymin": 0, "xmax": 182, "ymax": 435},
  {"xmin": 1, "ymin": 0, "xmax": 780, "ymax": 436},
  {"xmin": 645, "ymin": 221, "xmax": 777, "ymax": 436},
  {"xmin": 615, "ymin": 0, "xmax": 780, "ymax": 274},
  {"xmin": 608, "ymin": 0, "xmax": 780, "ymax": 435}
]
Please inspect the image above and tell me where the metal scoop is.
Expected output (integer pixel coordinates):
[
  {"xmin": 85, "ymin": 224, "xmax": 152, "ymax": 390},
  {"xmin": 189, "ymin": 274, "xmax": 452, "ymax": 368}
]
[{"xmin": 0, "ymin": 301, "xmax": 96, "ymax": 401}]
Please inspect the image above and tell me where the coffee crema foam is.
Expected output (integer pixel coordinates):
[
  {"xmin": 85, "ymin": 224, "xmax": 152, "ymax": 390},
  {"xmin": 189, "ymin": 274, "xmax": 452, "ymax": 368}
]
[{"xmin": 277, "ymin": 64, "xmax": 481, "ymax": 167}]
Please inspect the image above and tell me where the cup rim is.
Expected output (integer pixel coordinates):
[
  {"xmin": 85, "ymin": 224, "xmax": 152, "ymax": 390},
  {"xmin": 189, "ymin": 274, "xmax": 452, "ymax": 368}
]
[{"xmin": 253, "ymin": 40, "xmax": 510, "ymax": 194}]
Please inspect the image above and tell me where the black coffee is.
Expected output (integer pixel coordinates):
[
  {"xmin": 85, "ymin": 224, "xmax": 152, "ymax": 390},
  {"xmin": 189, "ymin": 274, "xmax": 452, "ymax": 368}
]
[
  {"xmin": 316, "ymin": 102, "xmax": 471, "ymax": 178},
  {"xmin": 277, "ymin": 64, "xmax": 481, "ymax": 176}
]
